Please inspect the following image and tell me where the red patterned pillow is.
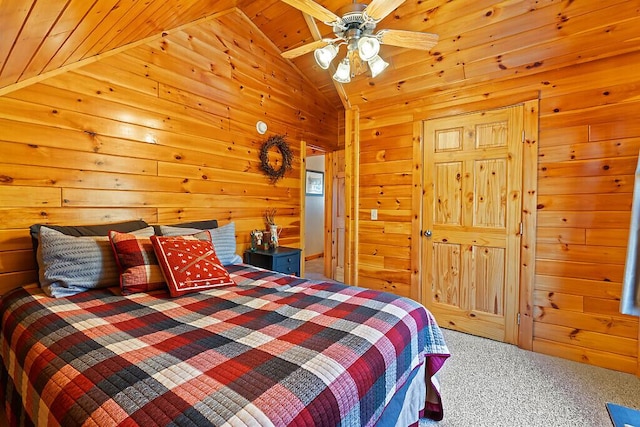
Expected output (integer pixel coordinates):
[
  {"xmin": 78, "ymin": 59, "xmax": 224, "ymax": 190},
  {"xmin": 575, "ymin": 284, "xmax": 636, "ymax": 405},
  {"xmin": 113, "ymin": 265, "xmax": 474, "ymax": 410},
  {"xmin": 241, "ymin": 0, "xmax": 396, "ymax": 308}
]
[
  {"xmin": 150, "ymin": 233, "xmax": 234, "ymax": 297},
  {"xmin": 109, "ymin": 230, "xmax": 167, "ymax": 295}
]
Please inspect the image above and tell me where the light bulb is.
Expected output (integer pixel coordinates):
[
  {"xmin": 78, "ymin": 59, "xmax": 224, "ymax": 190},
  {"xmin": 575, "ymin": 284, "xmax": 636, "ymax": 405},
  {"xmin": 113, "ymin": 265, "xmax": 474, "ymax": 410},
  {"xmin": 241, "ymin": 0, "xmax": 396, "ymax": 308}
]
[
  {"xmin": 333, "ymin": 58, "xmax": 351, "ymax": 83},
  {"xmin": 314, "ymin": 44, "xmax": 338, "ymax": 70},
  {"xmin": 357, "ymin": 37, "xmax": 380, "ymax": 61},
  {"xmin": 368, "ymin": 55, "xmax": 389, "ymax": 78}
]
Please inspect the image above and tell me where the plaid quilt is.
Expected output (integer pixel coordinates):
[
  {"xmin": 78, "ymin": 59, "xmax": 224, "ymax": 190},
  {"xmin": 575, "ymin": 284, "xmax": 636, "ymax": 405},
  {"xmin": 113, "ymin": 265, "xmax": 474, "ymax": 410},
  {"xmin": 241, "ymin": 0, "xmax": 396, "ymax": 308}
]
[{"xmin": 0, "ymin": 264, "xmax": 449, "ymax": 427}]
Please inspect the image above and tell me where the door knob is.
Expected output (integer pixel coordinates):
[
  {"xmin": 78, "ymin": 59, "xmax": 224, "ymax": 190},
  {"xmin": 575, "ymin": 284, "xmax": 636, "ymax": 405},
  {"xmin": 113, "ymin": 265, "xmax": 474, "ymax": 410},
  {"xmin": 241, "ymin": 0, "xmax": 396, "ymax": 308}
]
[{"xmin": 424, "ymin": 230, "xmax": 432, "ymax": 238}]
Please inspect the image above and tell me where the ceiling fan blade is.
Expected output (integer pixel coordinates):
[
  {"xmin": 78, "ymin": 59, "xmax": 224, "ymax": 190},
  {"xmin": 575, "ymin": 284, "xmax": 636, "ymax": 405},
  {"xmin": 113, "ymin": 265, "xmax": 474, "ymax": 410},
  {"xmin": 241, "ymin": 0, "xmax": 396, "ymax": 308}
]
[
  {"xmin": 281, "ymin": 39, "xmax": 329, "ymax": 59},
  {"xmin": 378, "ymin": 29, "xmax": 439, "ymax": 50},
  {"xmin": 280, "ymin": 0, "xmax": 340, "ymax": 23},
  {"xmin": 363, "ymin": 0, "xmax": 406, "ymax": 21}
]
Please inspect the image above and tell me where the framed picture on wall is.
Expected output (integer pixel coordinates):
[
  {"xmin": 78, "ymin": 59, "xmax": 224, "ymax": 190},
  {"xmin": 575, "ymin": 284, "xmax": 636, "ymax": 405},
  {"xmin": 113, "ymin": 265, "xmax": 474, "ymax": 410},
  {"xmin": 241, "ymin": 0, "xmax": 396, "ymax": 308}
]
[{"xmin": 305, "ymin": 170, "xmax": 324, "ymax": 196}]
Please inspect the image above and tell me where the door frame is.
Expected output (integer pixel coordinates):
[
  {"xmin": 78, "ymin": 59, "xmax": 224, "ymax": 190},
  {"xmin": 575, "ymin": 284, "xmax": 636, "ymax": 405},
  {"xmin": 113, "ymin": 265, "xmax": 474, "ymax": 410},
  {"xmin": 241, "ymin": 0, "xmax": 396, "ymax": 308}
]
[{"xmin": 412, "ymin": 99, "xmax": 539, "ymax": 349}]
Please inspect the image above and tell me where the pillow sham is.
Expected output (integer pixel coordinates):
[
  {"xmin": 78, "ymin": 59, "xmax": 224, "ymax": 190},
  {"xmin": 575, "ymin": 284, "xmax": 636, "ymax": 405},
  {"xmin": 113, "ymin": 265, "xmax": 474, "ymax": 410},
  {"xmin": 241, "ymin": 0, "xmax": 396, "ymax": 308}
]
[
  {"xmin": 150, "ymin": 232, "xmax": 234, "ymax": 297},
  {"xmin": 37, "ymin": 226, "xmax": 154, "ymax": 298},
  {"xmin": 30, "ymin": 220, "xmax": 150, "ymax": 269},
  {"xmin": 159, "ymin": 222, "xmax": 242, "ymax": 266},
  {"xmin": 109, "ymin": 229, "xmax": 167, "ymax": 295}
]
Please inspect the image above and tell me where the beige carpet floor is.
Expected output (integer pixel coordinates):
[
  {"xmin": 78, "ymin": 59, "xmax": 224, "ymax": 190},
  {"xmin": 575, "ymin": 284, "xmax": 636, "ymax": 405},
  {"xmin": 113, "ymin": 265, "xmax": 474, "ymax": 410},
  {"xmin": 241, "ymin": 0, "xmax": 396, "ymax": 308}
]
[{"xmin": 421, "ymin": 328, "xmax": 640, "ymax": 427}]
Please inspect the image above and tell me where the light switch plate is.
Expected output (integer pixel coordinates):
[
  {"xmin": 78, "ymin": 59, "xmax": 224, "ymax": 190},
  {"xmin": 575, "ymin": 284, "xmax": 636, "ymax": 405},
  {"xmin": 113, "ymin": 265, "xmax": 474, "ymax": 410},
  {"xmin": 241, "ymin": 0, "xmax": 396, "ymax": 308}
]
[{"xmin": 371, "ymin": 209, "xmax": 378, "ymax": 220}]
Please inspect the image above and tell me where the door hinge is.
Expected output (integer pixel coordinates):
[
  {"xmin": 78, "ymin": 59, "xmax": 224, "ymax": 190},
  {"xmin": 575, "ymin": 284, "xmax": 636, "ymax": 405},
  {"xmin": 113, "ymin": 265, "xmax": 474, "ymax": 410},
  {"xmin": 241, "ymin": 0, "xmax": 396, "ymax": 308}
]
[
  {"xmin": 519, "ymin": 222, "xmax": 523, "ymax": 235},
  {"xmin": 522, "ymin": 130, "xmax": 526, "ymax": 143},
  {"xmin": 517, "ymin": 313, "xmax": 521, "ymax": 325}
]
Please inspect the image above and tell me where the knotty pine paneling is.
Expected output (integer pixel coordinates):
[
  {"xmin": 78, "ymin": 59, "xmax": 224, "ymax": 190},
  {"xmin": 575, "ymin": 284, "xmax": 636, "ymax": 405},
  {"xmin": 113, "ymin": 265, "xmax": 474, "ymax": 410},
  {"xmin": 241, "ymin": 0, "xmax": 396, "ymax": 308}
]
[
  {"xmin": 0, "ymin": 0, "xmax": 234, "ymax": 89},
  {"xmin": 356, "ymin": 118, "xmax": 416, "ymax": 297},
  {"xmin": 0, "ymin": 9, "xmax": 339, "ymax": 294},
  {"xmin": 350, "ymin": 13, "xmax": 640, "ymax": 374}
]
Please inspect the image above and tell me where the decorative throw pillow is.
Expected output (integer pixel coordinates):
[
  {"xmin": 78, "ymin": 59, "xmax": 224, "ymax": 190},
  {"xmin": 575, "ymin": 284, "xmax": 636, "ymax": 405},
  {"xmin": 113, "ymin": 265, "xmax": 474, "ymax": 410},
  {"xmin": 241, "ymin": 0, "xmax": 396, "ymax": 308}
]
[
  {"xmin": 37, "ymin": 226, "xmax": 154, "ymax": 298},
  {"xmin": 159, "ymin": 222, "xmax": 243, "ymax": 265},
  {"xmin": 150, "ymin": 233, "xmax": 234, "ymax": 297},
  {"xmin": 109, "ymin": 229, "xmax": 168, "ymax": 295}
]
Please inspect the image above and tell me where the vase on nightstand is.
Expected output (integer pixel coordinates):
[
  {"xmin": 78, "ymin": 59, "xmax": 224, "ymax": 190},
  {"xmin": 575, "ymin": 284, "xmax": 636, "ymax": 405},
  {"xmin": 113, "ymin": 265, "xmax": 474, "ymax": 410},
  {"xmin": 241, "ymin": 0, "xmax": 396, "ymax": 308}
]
[{"xmin": 269, "ymin": 224, "xmax": 280, "ymax": 248}]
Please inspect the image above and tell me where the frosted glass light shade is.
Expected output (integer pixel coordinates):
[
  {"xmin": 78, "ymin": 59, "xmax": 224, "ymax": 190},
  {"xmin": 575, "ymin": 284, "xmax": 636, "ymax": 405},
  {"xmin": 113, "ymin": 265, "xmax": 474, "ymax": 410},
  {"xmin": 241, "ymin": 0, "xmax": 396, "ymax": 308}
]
[
  {"xmin": 368, "ymin": 55, "xmax": 389, "ymax": 78},
  {"xmin": 314, "ymin": 44, "xmax": 338, "ymax": 69},
  {"xmin": 357, "ymin": 37, "xmax": 380, "ymax": 61},
  {"xmin": 333, "ymin": 58, "xmax": 351, "ymax": 83}
]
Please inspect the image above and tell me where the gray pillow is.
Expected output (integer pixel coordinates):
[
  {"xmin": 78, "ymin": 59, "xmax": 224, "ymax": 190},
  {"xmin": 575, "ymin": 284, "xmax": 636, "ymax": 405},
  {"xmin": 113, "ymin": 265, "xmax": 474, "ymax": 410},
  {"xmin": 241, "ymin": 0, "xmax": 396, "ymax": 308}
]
[
  {"xmin": 30, "ymin": 220, "xmax": 150, "ymax": 257},
  {"xmin": 38, "ymin": 226, "xmax": 155, "ymax": 298},
  {"xmin": 159, "ymin": 222, "xmax": 242, "ymax": 266},
  {"xmin": 152, "ymin": 219, "xmax": 218, "ymax": 236}
]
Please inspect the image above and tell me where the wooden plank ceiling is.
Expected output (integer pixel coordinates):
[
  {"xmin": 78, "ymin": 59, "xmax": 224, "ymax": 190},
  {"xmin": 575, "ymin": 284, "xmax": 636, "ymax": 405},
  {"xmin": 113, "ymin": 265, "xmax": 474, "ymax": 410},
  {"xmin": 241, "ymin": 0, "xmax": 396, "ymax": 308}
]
[
  {"xmin": 1, "ymin": 0, "xmax": 639, "ymax": 110},
  {"xmin": 0, "ymin": 0, "xmax": 232, "ymax": 88}
]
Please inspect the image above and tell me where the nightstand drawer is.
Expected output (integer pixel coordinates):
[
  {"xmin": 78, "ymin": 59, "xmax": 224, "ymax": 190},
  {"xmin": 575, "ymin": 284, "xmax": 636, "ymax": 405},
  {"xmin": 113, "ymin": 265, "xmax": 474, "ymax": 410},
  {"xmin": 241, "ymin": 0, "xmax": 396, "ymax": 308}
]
[
  {"xmin": 274, "ymin": 254, "xmax": 300, "ymax": 274},
  {"xmin": 244, "ymin": 247, "xmax": 302, "ymax": 276}
]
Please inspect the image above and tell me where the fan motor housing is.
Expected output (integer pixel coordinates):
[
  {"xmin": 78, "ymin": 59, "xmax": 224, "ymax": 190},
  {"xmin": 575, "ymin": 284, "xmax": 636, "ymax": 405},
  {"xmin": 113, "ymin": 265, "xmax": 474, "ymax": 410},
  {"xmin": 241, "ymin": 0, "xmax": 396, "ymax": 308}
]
[
  {"xmin": 336, "ymin": 2, "xmax": 367, "ymax": 17},
  {"xmin": 333, "ymin": 3, "xmax": 376, "ymax": 40}
]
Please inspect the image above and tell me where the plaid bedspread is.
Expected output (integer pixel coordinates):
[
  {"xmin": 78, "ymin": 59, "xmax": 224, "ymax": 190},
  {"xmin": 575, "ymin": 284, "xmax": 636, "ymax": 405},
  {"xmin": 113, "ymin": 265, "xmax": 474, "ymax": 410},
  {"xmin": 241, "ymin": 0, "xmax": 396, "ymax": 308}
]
[{"xmin": 1, "ymin": 264, "xmax": 449, "ymax": 427}]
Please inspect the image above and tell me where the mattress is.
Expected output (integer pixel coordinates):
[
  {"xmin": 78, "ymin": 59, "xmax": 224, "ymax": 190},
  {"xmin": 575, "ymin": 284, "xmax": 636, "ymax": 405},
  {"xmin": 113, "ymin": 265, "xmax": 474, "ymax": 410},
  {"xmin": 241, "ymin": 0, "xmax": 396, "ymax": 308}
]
[{"xmin": 0, "ymin": 264, "xmax": 449, "ymax": 426}]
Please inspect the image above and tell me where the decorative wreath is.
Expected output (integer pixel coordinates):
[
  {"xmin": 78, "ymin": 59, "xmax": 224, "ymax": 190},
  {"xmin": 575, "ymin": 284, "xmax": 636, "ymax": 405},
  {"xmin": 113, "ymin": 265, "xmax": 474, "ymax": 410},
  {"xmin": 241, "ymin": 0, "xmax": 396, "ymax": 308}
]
[{"xmin": 259, "ymin": 134, "xmax": 293, "ymax": 183}]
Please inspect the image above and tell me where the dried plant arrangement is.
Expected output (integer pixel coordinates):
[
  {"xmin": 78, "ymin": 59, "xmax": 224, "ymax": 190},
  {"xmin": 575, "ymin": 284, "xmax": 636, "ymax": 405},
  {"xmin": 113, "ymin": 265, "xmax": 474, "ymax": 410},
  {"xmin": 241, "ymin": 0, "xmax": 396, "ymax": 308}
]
[{"xmin": 264, "ymin": 208, "xmax": 277, "ymax": 226}]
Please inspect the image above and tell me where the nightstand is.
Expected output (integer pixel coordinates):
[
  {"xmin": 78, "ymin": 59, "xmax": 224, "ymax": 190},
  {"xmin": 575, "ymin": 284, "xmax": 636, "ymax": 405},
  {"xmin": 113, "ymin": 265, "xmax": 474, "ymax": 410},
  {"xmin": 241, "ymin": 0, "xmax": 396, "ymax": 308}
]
[{"xmin": 244, "ymin": 246, "xmax": 302, "ymax": 276}]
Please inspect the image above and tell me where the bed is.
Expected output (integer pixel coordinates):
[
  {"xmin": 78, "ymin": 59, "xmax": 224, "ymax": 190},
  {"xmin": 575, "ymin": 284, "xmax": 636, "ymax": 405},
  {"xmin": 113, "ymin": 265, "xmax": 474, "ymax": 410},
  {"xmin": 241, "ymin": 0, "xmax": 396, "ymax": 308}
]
[{"xmin": 0, "ymin": 221, "xmax": 449, "ymax": 426}]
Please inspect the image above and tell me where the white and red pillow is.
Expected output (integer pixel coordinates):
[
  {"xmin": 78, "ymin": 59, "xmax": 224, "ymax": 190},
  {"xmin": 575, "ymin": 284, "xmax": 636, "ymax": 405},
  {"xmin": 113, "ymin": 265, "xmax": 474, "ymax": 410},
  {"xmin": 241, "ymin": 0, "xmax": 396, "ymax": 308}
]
[{"xmin": 150, "ymin": 233, "xmax": 234, "ymax": 297}]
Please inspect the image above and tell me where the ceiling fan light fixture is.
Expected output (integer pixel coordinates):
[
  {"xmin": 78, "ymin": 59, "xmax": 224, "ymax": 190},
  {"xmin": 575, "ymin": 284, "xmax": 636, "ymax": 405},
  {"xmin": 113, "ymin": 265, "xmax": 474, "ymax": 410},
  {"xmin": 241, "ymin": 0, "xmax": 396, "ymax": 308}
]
[
  {"xmin": 314, "ymin": 44, "xmax": 338, "ymax": 69},
  {"xmin": 357, "ymin": 36, "xmax": 380, "ymax": 61},
  {"xmin": 368, "ymin": 54, "xmax": 389, "ymax": 78},
  {"xmin": 279, "ymin": 0, "xmax": 439, "ymax": 84},
  {"xmin": 333, "ymin": 58, "xmax": 351, "ymax": 83}
]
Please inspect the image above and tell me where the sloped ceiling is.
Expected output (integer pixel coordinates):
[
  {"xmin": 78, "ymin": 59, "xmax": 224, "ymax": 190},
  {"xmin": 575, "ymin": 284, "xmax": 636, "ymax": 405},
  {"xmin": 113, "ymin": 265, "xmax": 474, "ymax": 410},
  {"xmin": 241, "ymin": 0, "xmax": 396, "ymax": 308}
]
[
  {"xmin": 1, "ymin": 0, "xmax": 639, "ymax": 110},
  {"xmin": 0, "ymin": 1, "xmax": 231, "ymax": 89}
]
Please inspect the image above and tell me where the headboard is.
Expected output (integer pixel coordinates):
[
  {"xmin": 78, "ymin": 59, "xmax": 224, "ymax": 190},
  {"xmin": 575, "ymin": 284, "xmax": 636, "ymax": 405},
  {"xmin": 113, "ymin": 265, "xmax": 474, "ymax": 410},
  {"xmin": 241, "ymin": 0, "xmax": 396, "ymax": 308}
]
[{"xmin": 1, "ymin": 219, "xmax": 221, "ymax": 297}]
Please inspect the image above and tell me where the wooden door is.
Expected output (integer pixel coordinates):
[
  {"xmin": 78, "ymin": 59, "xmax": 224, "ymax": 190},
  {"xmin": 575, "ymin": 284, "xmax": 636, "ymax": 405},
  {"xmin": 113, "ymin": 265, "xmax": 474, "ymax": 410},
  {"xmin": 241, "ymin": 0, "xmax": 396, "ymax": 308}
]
[
  {"xmin": 422, "ymin": 105, "xmax": 524, "ymax": 344},
  {"xmin": 333, "ymin": 172, "xmax": 345, "ymax": 282}
]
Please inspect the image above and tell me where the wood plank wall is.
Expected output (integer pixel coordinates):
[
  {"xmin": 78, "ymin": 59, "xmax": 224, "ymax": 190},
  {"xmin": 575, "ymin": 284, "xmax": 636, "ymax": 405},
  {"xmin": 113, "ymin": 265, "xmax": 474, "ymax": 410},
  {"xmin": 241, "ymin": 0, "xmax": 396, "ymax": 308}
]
[
  {"xmin": 353, "ymin": 45, "xmax": 640, "ymax": 373},
  {"xmin": 0, "ymin": 9, "xmax": 340, "ymax": 296}
]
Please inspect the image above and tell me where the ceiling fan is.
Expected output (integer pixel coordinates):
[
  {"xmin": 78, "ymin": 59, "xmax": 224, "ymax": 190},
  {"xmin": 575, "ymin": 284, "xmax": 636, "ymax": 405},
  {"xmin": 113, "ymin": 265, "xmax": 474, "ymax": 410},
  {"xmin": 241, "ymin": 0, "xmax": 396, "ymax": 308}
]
[{"xmin": 280, "ymin": 0, "xmax": 439, "ymax": 83}]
